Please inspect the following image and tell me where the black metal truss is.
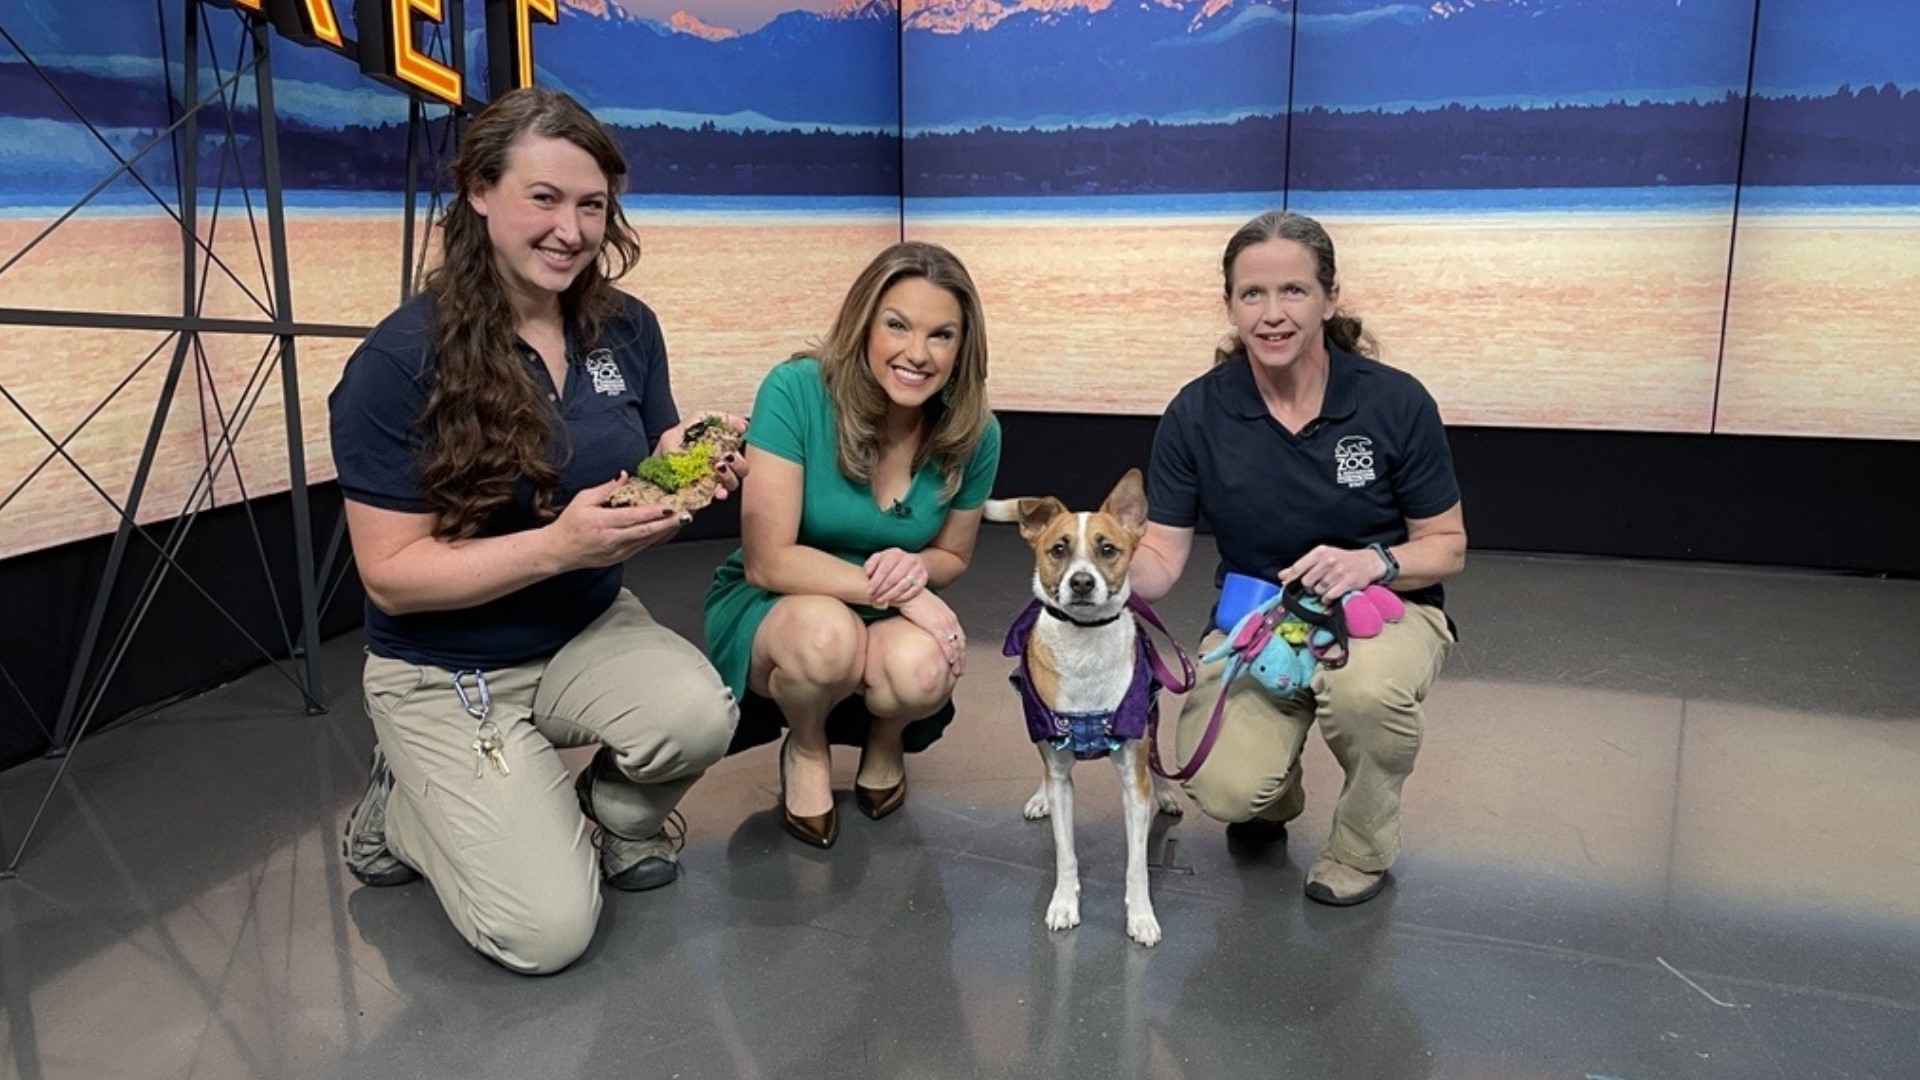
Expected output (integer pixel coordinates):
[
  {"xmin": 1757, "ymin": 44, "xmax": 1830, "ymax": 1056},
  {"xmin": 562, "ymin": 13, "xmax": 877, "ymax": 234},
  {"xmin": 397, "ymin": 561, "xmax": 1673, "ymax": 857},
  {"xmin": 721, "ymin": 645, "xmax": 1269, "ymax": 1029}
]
[{"xmin": 1, "ymin": 1, "xmax": 460, "ymax": 874}]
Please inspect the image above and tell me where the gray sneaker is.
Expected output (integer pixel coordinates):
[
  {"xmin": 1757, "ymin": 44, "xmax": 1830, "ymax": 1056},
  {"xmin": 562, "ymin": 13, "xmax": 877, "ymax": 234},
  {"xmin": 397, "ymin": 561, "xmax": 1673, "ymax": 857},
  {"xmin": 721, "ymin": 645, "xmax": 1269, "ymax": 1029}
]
[{"xmin": 342, "ymin": 748, "xmax": 420, "ymax": 887}]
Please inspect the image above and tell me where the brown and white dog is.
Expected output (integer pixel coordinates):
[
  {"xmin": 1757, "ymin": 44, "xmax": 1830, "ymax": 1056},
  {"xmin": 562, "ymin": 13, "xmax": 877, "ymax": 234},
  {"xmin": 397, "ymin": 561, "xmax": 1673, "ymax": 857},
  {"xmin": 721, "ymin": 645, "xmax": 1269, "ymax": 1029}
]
[{"xmin": 987, "ymin": 468, "xmax": 1184, "ymax": 946}]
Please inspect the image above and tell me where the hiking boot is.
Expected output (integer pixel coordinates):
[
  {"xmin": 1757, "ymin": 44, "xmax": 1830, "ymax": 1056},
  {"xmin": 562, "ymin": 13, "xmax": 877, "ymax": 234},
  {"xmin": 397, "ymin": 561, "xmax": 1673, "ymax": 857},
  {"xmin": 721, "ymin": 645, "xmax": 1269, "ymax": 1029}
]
[
  {"xmin": 591, "ymin": 815, "xmax": 684, "ymax": 892},
  {"xmin": 575, "ymin": 757, "xmax": 685, "ymax": 891},
  {"xmin": 1304, "ymin": 854, "xmax": 1387, "ymax": 906},
  {"xmin": 342, "ymin": 747, "xmax": 420, "ymax": 887}
]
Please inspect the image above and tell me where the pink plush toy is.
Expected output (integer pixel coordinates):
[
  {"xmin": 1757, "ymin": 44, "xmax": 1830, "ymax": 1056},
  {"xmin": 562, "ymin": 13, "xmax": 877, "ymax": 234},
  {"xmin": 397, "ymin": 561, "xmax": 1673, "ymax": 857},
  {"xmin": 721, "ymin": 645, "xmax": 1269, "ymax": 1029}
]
[{"xmin": 1339, "ymin": 585, "xmax": 1406, "ymax": 638}]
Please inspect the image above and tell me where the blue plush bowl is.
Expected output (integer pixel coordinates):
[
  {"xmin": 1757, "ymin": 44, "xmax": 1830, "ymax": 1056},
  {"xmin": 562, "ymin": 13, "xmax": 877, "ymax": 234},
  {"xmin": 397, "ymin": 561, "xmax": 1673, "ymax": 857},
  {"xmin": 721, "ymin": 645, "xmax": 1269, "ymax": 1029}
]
[{"xmin": 1214, "ymin": 572, "xmax": 1280, "ymax": 634}]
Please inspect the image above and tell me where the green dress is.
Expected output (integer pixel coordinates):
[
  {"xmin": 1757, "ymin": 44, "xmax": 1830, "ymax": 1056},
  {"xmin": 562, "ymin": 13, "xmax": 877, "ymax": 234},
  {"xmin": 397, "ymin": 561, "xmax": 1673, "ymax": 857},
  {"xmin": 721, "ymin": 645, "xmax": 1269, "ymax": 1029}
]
[{"xmin": 704, "ymin": 357, "xmax": 1001, "ymax": 754}]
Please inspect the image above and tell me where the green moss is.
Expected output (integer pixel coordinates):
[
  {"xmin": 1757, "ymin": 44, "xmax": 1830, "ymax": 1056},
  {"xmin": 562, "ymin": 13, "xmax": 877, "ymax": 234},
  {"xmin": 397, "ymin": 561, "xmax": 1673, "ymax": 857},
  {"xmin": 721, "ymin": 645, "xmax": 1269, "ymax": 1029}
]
[{"xmin": 635, "ymin": 442, "xmax": 716, "ymax": 493}]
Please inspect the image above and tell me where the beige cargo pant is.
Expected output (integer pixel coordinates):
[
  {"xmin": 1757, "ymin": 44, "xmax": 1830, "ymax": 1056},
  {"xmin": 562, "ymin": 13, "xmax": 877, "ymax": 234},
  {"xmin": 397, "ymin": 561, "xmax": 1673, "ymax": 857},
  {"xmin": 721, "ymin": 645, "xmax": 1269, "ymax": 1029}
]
[
  {"xmin": 363, "ymin": 591, "xmax": 737, "ymax": 974},
  {"xmin": 1174, "ymin": 602, "xmax": 1453, "ymax": 873}
]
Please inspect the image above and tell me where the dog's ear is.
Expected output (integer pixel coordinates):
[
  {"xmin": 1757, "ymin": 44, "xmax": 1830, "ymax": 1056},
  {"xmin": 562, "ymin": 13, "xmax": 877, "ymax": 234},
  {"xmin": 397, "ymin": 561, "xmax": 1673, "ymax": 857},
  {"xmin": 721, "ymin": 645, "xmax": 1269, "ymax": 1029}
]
[
  {"xmin": 1016, "ymin": 497, "xmax": 1068, "ymax": 541},
  {"xmin": 1101, "ymin": 469, "xmax": 1148, "ymax": 536}
]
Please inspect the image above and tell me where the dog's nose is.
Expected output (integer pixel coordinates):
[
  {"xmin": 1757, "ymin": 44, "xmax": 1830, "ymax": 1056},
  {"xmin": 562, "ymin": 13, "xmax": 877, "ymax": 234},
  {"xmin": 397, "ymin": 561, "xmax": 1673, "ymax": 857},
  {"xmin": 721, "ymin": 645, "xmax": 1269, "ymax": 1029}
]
[{"xmin": 1069, "ymin": 571, "xmax": 1096, "ymax": 597}]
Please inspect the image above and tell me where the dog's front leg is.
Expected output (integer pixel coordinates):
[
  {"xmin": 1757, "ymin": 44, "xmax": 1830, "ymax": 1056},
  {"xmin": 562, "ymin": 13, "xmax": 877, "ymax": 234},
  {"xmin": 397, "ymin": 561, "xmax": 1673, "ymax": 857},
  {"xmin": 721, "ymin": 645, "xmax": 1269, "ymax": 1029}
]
[
  {"xmin": 1023, "ymin": 774, "xmax": 1051, "ymax": 820},
  {"xmin": 1115, "ymin": 742, "xmax": 1161, "ymax": 946},
  {"xmin": 1151, "ymin": 774, "xmax": 1184, "ymax": 817},
  {"xmin": 1041, "ymin": 745, "xmax": 1081, "ymax": 931}
]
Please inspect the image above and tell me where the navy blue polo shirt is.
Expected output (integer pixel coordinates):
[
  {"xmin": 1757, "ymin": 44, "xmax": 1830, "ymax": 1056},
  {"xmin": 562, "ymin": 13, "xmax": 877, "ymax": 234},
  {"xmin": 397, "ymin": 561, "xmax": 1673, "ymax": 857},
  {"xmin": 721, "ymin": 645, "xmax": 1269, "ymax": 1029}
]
[
  {"xmin": 328, "ymin": 290, "xmax": 680, "ymax": 668},
  {"xmin": 1147, "ymin": 345, "xmax": 1460, "ymax": 614}
]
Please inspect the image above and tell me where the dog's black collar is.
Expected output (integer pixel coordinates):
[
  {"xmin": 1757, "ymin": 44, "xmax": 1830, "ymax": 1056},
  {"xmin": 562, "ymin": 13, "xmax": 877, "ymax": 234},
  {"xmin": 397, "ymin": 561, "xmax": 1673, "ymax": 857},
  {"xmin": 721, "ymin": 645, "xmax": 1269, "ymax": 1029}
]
[{"xmin": 1040, "ymin": 601, "xmax": 1125, "ymax": 628}]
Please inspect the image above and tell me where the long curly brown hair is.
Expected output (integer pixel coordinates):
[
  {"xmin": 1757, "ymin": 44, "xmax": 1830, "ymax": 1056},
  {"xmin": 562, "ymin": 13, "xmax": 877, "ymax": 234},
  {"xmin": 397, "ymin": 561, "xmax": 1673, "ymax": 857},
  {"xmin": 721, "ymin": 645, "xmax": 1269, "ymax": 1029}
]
[
  {"xmin": 805, "ymin": 241, "xmax": 991, "ymax": 502},
  {"xmin": 1214, "ymin": 210, "xmax": 1377, "ymax": 365},
  {"xmin": 417, "ymin": 87, "xmax": 641, "ymax": 540}
]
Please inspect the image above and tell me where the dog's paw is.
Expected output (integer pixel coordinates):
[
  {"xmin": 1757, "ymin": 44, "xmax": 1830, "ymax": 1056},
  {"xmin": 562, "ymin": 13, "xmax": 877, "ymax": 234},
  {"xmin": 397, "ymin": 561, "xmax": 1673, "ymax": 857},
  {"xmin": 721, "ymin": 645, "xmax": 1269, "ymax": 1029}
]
[
  {"xmin": 1022, "ymin": 785, "xmax": 1051, "ymax": 820},
  {"xmin": 1153, "ymin": 780, "xmax": 1184, "ymax": 817},
  {"xmin": 1127, "ymin": 909, "xmax": 1162, "ymax": 947},
  {"xmin": 1045, "ymin": 890, "xmax": 1081, "ymax": 931}
]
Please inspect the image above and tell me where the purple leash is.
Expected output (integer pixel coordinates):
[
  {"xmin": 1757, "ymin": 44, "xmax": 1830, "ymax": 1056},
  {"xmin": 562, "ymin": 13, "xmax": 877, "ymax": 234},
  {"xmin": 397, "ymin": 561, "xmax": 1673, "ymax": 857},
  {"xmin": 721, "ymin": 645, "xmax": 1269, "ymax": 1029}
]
[
  {"xmin": 1153, "ymin": 580, "xmax": 1350, "ymax": 781},
  {"xmin": 1155, "ymin": 638, "xmax": 1256, "ymax": 782},
  {"xmin": 1123, "ymin": 593, "xmax": 1222, "ymax": 782}
]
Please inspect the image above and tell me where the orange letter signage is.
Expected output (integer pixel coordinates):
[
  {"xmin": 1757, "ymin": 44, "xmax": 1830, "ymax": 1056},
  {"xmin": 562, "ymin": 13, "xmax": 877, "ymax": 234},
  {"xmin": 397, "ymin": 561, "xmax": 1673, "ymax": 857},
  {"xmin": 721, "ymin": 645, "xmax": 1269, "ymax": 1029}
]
[
  {"xmin": 356, "ymin": 0, "xmax": 463, "ymax": 106},
  {"xmin": 201, "ymin": 1, "xmax": 344, "ymax": 52},
  {"xmin": 267, "ymin": 0, "xmax": 345, "ymax": 49},
  {"xmin": 222, "ymin": 0, "xmax": 563, "ymax": 110},
  {"xmin": 486, "ymin": 0, "xmax": 558, "ymax": 93}
]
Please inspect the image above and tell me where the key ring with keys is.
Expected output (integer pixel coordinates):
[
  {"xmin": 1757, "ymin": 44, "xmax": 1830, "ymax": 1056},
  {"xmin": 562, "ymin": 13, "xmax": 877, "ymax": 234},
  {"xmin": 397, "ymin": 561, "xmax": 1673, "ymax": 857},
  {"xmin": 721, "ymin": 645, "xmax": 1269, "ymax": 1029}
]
[{"xmin": 453, "ymin": 670, "xmax": 512, "ymax": 778}]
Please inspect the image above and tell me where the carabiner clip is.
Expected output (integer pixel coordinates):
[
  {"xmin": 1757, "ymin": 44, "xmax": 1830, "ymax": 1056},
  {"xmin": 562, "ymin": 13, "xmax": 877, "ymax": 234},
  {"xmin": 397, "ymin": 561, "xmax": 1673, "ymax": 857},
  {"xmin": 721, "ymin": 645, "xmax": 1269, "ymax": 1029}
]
[{"xmin": 451, "ymin": 669, "xmax": 491, "ymax": 722}]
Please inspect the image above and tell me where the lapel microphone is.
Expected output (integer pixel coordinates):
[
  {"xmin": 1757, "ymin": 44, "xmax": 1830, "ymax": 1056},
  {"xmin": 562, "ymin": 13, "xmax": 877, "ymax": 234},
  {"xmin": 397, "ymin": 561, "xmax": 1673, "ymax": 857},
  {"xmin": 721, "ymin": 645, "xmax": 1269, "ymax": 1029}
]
[{"xmin": 886, "ymin": 499, "xmax": 912, "ymax": 518}]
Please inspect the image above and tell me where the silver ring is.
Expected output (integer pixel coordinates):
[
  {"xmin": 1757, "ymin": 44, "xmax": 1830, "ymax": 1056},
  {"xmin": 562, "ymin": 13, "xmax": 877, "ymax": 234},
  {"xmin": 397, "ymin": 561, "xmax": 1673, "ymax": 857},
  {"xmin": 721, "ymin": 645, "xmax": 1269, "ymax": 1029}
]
[{"xmin": 947, "ymin": 633, "xmax": 960, "ymax": 642}]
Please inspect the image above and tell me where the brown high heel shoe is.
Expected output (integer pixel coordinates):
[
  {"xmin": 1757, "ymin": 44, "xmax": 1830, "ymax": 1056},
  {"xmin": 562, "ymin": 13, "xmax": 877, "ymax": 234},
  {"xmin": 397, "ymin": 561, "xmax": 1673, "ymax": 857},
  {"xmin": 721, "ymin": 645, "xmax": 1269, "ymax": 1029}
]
[
  {"xmin": 854, "ymin": 744, "xmax": 907, "ymax": 821},
  {"xmin": 779, "ymin": 734, "xmax": 837, "ymax": 849},
  {"xmin": 854, "ymin": 778, "xmax": 906, "ymax": 821}
]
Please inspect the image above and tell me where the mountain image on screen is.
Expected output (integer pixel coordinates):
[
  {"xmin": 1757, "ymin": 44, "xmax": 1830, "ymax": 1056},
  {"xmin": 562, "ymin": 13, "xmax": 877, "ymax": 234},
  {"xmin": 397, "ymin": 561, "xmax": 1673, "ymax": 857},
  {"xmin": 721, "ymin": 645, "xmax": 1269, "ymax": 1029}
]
[{"xmin": 1, "ymin": 0, "xmax": 1914, "ymax": 198}]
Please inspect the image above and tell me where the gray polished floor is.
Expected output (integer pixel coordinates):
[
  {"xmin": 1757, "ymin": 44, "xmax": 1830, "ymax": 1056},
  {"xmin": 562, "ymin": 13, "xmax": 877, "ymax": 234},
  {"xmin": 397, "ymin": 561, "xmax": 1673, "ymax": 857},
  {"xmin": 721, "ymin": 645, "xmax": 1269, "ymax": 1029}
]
[{"xmin": 3, "ymin": 532, "xmax": 1917, "ymax": 1080}]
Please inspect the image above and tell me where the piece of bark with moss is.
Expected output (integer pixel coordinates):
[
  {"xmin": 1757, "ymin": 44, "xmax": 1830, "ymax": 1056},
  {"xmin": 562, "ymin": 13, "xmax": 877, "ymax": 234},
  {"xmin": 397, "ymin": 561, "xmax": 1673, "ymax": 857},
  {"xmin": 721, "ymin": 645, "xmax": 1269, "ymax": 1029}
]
[{"xmin": 605, "ymin": 415, "xmax": 747, "ymax": 513}]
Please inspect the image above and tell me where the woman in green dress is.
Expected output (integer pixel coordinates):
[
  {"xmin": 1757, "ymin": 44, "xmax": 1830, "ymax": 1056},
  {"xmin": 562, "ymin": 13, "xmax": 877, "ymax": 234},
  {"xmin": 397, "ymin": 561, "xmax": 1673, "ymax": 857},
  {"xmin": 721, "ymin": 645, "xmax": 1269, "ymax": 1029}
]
[{"xmin": 704, "ymin": 241, "xmax": 1001, "ymax": 849}]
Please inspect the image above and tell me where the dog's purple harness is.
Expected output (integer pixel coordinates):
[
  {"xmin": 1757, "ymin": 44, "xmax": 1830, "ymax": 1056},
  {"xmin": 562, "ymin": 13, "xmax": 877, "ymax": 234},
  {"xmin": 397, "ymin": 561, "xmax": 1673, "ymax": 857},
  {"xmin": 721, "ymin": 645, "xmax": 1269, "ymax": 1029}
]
[{"xmin": 1004, "ymin": 594, "xmax": 1194, "ymax": 762}]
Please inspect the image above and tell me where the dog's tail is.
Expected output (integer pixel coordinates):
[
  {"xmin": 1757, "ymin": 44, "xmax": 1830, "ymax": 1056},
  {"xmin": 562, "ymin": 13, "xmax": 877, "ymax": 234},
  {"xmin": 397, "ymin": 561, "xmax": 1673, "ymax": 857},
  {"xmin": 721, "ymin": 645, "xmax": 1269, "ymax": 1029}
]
[{"xmin": 983, "ymin": 498, "xmax": 1023, "ymax": 524}]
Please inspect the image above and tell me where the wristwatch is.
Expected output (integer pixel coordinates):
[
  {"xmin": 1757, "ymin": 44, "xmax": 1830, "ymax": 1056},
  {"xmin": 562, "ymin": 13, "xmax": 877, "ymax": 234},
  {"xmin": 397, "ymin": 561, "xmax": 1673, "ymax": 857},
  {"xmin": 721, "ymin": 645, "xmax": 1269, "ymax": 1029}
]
[{"xmin": 1368, "ymin": 542, "xmax": 1400, "ymax": 585}]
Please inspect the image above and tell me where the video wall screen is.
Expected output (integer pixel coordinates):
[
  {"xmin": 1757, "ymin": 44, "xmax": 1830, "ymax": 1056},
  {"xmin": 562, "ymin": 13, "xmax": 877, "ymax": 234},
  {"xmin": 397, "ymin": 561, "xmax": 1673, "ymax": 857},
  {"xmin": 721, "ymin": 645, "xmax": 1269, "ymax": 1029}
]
[
  {"xmin": 1716, "ymin": 0, "xmax": 1920, "ymax": 439},
  {"xmin": 899, "ymin": 0, "xmax": 1291, "ymax": 414},
  {"xmin": 1284, "ymin": 0, "xmax": 1756, "ymax": 433},
  {"xmin": 538, "ymin": 0, "xmax": 905, "ymax": 416},
  {"xmin": 2, "ymin": 0, "xmax": 1916, "ymax": 560}
]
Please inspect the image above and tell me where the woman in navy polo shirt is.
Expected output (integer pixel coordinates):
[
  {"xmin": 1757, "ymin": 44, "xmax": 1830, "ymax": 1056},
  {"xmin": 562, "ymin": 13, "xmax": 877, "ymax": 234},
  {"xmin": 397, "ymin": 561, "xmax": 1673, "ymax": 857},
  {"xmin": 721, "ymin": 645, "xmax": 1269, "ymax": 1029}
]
[
  {"xmin": 1129, "ymin": 210, "xmax": 1466, "ymax": 906},
  {"xmin": 327, "ymin": 88, "xmax": 740, "ymax": 973}
]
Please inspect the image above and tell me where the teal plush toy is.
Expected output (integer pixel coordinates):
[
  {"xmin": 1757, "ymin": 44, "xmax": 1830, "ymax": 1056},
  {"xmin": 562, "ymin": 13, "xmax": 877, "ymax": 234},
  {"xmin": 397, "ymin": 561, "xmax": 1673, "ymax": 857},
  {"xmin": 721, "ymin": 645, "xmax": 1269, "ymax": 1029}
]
[
  {"xmin": 1203, "ymin": 583, "xmax": 1404, "ymax": 697},
  {"xmin": 1202, "ymin": 587, "xmax": 1330, "ymax": 696},
  {"xmin": 1244, "ymin": 617, "xmax": 1328, "ymax": 695}
]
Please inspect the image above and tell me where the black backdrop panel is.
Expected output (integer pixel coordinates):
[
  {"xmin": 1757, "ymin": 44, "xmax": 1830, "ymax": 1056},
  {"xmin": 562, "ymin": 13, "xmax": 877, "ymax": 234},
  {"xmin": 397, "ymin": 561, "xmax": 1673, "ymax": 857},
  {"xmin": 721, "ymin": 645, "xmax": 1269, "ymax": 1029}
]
[
  {"xmin": 0, "ymin": 490, "xmax": 365, "ymax": 770},
  {"xmin": 991, "ymin": 413, "xmax": 1920, "ymax": 577},
  {"xmin": 6, "ymin": 415, "xmax": 1916, "ymax": 771},
  {"xmin": 0, "ymin": 483, "xmax": 744, "ymax": 770}
]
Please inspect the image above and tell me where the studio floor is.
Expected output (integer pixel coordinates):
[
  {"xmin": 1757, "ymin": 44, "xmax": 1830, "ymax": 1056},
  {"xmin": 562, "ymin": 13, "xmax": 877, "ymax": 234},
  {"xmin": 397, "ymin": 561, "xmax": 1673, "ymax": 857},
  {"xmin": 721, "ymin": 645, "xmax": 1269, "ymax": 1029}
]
[{"xmin": 3, "ymin": 532, "xmax": 1917, "ymax": 1080}]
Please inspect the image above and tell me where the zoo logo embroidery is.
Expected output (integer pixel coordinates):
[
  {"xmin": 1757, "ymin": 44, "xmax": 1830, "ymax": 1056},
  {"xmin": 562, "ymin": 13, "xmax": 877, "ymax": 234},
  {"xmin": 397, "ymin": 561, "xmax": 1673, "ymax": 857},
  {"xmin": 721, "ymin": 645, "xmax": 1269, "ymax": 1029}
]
[
  {"xmin": 1334, "ymin": 435, "xmax": 1376, "ymax": 489},
  {"xmin": 584, "ymin": 349, "xmax": 626, "ymax": 396}
]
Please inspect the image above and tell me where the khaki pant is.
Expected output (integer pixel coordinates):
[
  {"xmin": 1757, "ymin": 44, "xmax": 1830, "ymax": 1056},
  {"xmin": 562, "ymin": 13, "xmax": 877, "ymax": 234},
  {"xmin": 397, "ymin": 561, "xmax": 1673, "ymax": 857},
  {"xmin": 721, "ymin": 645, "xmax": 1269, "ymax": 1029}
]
[
  {"xmin": 363, "ymin": 591, "xmax": 737, "ymax": 974},
  {"xmin": 1174, "ymin": 602, "xmax": 1453, "ymax": 873}
]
